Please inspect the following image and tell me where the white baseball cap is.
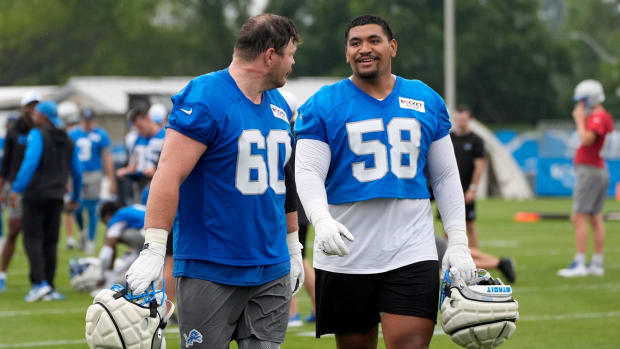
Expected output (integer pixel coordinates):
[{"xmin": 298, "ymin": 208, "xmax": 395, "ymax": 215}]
[
  {"xmin": 20, "ymin": 90, "xmax": 41, "ymax": 107},
  {"xmin": 148, "ymin": 103, "xmax": 167, "ymax": 124}
]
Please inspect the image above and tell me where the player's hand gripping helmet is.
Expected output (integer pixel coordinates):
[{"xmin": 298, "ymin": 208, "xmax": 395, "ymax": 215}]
[
  {"xmin": 69, "ymin": 257, "xmax": 103, "ymax": 292},
  {"xmin": 574, "ymin": 79, "xmax": 605, "ymax": 111},
  {"xmin": 85, "ymin": 282, "xmax": 174, "ymax": 349},
  {"xmin": 440, "ymin": 269, "xmax": 519, "ymax": 349}
]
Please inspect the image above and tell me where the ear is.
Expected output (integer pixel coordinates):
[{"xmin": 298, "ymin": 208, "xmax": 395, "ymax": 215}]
[
  {"xmin": 390, "ymin": 39, "xmax": 398, "ymax": 58},
  {"xmin": 264, "ymin": 47, "xmax": 277, "ymax": 67},
  {"xmin": 345, "ymin": 45, "xmax": 350, "ymax": 64}
]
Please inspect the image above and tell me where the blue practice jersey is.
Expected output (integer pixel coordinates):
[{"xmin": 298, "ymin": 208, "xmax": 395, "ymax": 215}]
[
  {"xmin": 295, "ymin": 77, "xmax": 451, "ymax": 204},
  {"xmin": 69, "ymin": 127, "xmax": 110, "ymax": 172},
  {"xmin": 167, "ymin": 69, "xmax": 294, "ymax": 286},
  {"xmin": 108, "ymin": 204, "xmax": 145, "ymax": 230},
  {"xmin": 146, "ymin": 128, "xmax": 165, "ymax": 165}
]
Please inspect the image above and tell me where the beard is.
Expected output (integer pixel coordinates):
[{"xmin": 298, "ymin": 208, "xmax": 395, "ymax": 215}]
[
  {"xmin": 352, "ymin": 56, "xmax": 380, "ymax": 80},
  {"xmin": 355, "ymin": 68, "xmax": 379, "ymax": 80},
  {"xmin": 266, "ymin": 69, "xmax": 290, "ymax": 90}
]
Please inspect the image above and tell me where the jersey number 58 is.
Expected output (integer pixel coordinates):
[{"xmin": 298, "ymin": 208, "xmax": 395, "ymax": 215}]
[{"xmin": 346, "ymin": 118, "xmax": 421, "ymax": 182}]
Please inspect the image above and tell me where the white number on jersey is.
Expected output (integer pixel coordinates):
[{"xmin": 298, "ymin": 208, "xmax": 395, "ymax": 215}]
[
  {"xmin": 236, "ymin": 129, "xmax": 292, "ymax": 195},
  {"xmin": 76, "ymin": 137, "xmax": 93, "ymax": 162},
  {"xmin": 346, "ymin": 118, "xmax": 421, "ymax": 182}
]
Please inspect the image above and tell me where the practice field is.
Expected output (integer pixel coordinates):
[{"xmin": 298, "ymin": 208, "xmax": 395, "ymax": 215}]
[{"xmin": 0, "ymin": 198, "xmax": 619, "ymax": 348}]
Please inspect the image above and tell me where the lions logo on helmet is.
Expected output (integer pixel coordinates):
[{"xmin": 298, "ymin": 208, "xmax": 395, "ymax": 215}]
[
  {"xmin": 85, "ymin": 282, "xmax": 174, "ymax": 349},
  {"xmin": 69, "ymin": 257, "xmax": 103, "ymax": 293},
  {"xmin": 440, "ymin": 269, "xmax": 519, "ymax": 349}
]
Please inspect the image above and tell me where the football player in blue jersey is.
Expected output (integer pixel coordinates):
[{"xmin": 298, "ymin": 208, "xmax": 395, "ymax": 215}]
[
  {"xmin": 125, "ymin": 14, "xmax": 303, "ymax": 349},
  {"xmin": 294, "ymin": 14, "xmax": 477, "ymax": 349},
  {"xmin": 69, "ymin": 108, "xmax": 116, "ymax": 254},
  {"xmin": 117, "ymin": 107, "xmax": 164, "ymax": 180},
  {"xmin": 96, "ymin": 201, "xmax": 146, "ymax": 289}
]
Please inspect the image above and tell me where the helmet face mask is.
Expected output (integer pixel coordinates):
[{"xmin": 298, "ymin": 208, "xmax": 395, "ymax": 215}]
[
  {"xmin": 440, "ymin": 269, "xmax": 519, "ymax": 349},
  {"xmin": 69, "ymin": 257, "xmax": 103, "ymax": 292}
]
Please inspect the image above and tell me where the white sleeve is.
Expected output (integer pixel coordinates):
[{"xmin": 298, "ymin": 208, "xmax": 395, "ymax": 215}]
[
  {"xmin": 427, "ymin": 135, "xmax": 466, "ymax": 234},
  {"xmin": 106, "ymin": 222, "xmax": 127, "ymax": 239},
  {"xmin": 295, "ymin": 139, "xmax": 332, "ymax": 223}
]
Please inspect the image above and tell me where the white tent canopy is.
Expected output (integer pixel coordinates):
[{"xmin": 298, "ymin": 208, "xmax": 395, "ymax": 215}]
[{"xmin": 469, "ymin": 119, "xmax": 534, "ymax": 200}]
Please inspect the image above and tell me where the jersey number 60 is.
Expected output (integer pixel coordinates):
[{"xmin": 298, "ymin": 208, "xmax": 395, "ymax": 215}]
[
  {"xmin": 236, "ymin": 129, "xmax": 292, "ymax": 195},
  {"xmin": 346, "ymin": 118, "xmax": 421, "ymax": 182}
]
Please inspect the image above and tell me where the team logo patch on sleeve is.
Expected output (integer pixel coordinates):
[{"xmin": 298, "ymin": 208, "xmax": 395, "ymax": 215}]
[
  {"xmin": 399, "ymin": 97, "xmax": 425, "ymax": 113},
  {"xmin": 270, "ymin": 104, "xmax": 289, "ymax": 123}
]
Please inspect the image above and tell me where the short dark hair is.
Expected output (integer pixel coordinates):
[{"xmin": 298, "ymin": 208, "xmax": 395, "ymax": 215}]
[
  {"xmin": 345, "ymin": 14, "xmax": 394, "ymax": 42},
  {"xmin": 99, "ymin": 201, "xmax": 122, "ymax": 222},
  {"xmin": 456, "ymin": 104, "xmax": 472, "ymax": 114},
  {"xmin": 234, "ymin": 13, "xmax": 300, "ymax": 61},
  {"xmin": 126, "ymin": 106, "xmax": 148, "ymax": 123}
]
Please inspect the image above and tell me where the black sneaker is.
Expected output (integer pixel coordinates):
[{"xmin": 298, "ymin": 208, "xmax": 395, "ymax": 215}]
[{"xmin": 498, "ymin": 258, "xmax": 516, "ymax": 284}]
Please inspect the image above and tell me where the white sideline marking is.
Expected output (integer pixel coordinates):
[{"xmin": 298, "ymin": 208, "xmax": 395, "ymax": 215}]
[
  {"xmin": 1, "ymin": 311, "xmax": 619, "ymax": 347},
  {"xmin": 521, "ymin": 311, "xmax": 620, "ymax": 321},
  {"xmin": 0, "ymin": 340, "xmax": 85, "ymax": 348},
  {"xmin": 0, "ymin": 308, "xmax": 85, "ymax": 317},
  {"xmin": 515, "ymin": 282, "xmax": 620, "ymax": 293},
  {"xmin": 479, "ymin": 240, "xmax": 519, "ymax": 248}
]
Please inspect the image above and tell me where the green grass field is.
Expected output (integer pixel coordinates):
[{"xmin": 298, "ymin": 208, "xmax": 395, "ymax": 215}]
[{"xmin": 0, "ymin": 198, "xmax": 619, "ymax": 348}]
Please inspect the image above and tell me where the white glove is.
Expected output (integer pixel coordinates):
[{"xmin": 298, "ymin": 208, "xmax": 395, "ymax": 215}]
[
  {"xmin": 313, "ymin": 213, "xmax": 354, "ymax": 257},
  {"xmin": 125, "ymin": 228, "xmax": 167, "ymax": 294},
  {"xmin": 287, "ymin": 231, "xmax": 305, "ymax": 295},
  {"xmin": 441, "ymin": 230, "xmax": 476, "ymax": 283}
]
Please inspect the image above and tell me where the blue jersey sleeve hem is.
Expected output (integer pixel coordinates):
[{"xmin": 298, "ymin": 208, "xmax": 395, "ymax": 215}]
[
  {"xmin": 434, "ymin": 129, "xmax": 450, "ymax": 141},
  {"xmin": 294, "ymin": 133, "xmax": 328, "ymax": 143},
  {"xmin": 166, "ymin": 124, "xmax": 209, "ymax": 146}
]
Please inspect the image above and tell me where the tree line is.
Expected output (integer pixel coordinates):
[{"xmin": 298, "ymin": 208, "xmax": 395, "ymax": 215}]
[{"xmin": 1, "ymin": 0, "xmax": 618, "ymax": 123}]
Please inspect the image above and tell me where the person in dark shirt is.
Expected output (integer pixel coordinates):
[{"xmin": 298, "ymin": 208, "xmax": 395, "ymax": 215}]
[
  {"xmin": 450, "ymin": 105, "xmax": 486, "ymax": 249},
  {"xmin": 0, "ymin": 90, "xmax": 37, "ymax": 292},
  {"xmin": 10, "ymin": 101, "xmax": 82, "ymax": 302}
]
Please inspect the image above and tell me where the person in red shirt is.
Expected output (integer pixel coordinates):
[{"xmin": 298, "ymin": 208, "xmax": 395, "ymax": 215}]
[{"xmin": 558, "ymin": 79, "xmax": 614, "ymax": 278}]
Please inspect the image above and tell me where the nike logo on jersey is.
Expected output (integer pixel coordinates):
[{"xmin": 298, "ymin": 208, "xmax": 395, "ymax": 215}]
[
  {"xmin": 399, "ymin": 97, "xmax": 425, "ymax": 113},
  {"xmin": 180, "ymin": 107, "xmax": 193, "ymax": 115},
  {"xmin": 270, "ymin": 104, "xmax": 289, "ymax": 123}
]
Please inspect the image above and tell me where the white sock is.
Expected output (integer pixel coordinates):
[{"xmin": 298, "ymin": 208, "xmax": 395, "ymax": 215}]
[
  {"xmin": 574, "ymin": 253, "xmax": 586, "ymax": 266},
  {"xmin": 591, "ymin": 254, "xmax": 603, "ymax": 266},
  {"xmin": 0, "ymin": 272, "xmax": 6, "ymax": 280}
]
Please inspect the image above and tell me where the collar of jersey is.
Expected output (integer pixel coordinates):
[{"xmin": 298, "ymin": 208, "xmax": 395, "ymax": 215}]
[
  {"xmin": 220, "ymin": 68, "xmax": 269, "ymax": 111},
  {"xmin": 344, "ymin": 75, "xmax": 401, "ymax": 104}
]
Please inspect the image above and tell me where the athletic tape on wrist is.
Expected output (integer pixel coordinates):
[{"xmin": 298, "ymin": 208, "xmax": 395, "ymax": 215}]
[
  {"xmin": 286, "ymin": 231, "xmax": 303, "ymax": 253},
  {"xmin": 446, "ymin": 230, "xmax": 468, "ymax": 247},
  {"xmin": 308, "ymin": 207, "xmax": 332, "ymax": 226},
  {"xmin": 144, "ymin": 228, "xmax": 169, "ymax": 246}
]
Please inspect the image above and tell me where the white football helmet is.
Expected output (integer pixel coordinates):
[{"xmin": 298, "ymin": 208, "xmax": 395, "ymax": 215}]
[
  {"xmin": 574, "ymin": 79, "xmax": 605, "ymax": 109},
  {"xmin": 148, "ymin": 103, "xmax": 167, "ymax": 124},
  {"xmin": 440, "ymin": 269, "xmax": 519, "ymax": 349},
  {"xmin": 69, "ymin": 257, "xmax": 103, "ymax": 292},
  {"xmin": 58, "ymin": 101, "xmax": 80, "ymax": 124},
  {"xmin": 85, "ymin": 283, "xmax": 174, "ymax": 349}
]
